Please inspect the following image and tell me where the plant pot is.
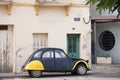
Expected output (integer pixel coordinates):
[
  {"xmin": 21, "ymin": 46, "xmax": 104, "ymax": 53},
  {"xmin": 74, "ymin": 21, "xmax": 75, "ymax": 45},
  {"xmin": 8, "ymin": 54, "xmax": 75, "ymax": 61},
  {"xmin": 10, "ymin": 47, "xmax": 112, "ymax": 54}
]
[{"xmin": 97, "ymin": 57, "xmax": 112, "ymax": 64}]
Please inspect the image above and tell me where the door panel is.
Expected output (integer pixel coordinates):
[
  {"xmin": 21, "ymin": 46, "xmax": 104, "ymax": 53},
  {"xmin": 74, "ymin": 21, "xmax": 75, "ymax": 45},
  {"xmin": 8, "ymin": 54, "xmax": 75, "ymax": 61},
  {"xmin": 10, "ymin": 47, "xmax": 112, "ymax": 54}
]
[
  {"xmin": 55, "ymin": 58, "xmax": 70, "ymax": 70},
  {"xmin": 54, "ymin": 50, "xmax": 70, "ymax": 70},
  {"xmin": 67, "ymin": 34, "xmax": 80, "ymax": 59},
  {"xmin": 0, "ymin": 26, "xmax": 13, "ymax": 72},
  {"xmin": 42, "ymin": 50, "xmax": 54, "ymax": 70}
]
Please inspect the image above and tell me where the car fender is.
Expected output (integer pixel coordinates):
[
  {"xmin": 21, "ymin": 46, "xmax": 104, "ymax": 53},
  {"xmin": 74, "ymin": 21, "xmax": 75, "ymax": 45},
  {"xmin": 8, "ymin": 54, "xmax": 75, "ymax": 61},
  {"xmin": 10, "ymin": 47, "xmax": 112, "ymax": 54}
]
[
  {"xmin": 24, "ymin": 60, "xmax": 44, "ymax": 70},
  {"xmin": 72, "ymin": 60, "xmax": 89, "ymax": 70}
]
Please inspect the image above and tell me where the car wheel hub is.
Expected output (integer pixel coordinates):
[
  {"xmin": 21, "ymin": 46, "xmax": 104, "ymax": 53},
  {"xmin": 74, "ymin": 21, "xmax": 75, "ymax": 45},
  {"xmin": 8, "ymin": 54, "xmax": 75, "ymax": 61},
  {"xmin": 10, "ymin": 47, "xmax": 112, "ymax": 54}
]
[
  {"xmin": 79, "ymin": 66, "xmax": 86, "ymax": 74},
  {"xmin": 32, "ymin": 71, "xmax": 41, "ymax": 77}
]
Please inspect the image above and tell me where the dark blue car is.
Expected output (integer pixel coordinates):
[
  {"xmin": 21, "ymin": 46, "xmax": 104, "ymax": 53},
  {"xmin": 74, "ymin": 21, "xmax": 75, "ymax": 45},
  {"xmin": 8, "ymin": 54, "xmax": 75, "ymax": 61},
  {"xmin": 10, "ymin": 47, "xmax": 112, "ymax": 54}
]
[{"xmin": 23, "ymin": 48, "xmax": 90, "ymax": 77}]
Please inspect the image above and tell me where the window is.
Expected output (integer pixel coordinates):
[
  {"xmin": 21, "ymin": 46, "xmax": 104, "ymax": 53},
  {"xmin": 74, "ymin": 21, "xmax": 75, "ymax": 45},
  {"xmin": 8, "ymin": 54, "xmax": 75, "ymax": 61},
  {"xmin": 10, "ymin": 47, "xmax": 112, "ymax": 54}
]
[
  {"xmin": 0, "ymin": 25, "xmax": 8, "ymax": 30},
  {"xmin": 33, "ymin": 33, "xmax": 48, "ymax": 51},
  {"xmin": 68, "ymin": 36, "xmax": 77, "ymax": 53},
  {"xmin": 42, "ymin": 50, "xmax": 54, "ymax": 58},
  {"xmin": 33, "ymin": 51, "xmax": 42, "ymax": 58},
  {"xmin": 55, "ymin": 50, "xmax": 66, "ymax": 58},
  {"xmin": 99, "ymin": 31, "xmax": 115, "ymax": 51}
]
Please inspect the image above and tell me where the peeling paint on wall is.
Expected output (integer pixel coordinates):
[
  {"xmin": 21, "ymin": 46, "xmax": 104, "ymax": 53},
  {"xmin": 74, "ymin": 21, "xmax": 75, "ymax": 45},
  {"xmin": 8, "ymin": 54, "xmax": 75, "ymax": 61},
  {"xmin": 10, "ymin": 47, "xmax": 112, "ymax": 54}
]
[{"xmin": 0, "ymin": 26, "xmax": 13, "ymax": 72}]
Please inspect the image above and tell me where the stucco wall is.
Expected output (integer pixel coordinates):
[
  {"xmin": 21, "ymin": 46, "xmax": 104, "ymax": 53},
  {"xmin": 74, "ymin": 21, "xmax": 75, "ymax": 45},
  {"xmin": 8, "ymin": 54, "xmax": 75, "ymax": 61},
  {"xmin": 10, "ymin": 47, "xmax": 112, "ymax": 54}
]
[
  {"xmin": 96, "ymin": 22, "xmax": 120, "ymax": 64},
  {"xmin": 0, "ymin": 0, "xmax": 91, "ymax": 73}
]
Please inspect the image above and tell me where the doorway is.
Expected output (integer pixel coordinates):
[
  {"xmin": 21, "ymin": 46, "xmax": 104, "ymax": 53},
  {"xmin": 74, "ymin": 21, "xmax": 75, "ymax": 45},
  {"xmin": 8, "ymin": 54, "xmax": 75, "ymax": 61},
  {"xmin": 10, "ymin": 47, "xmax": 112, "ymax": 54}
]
[
  {"xmin": 0, "ymin": 25, "xmax": 13, "ymax": 72},
  {"xmin": 67, "ymin": 34, "xmax": 80, "ymax": 59}
]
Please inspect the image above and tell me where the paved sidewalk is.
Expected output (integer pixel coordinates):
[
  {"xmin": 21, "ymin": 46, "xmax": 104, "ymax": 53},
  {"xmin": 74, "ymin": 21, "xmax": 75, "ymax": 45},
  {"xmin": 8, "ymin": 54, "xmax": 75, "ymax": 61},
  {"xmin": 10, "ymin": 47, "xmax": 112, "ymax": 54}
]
[
  {"xmin": 0, "ymin": 72, "xmax": 28, "ymax": 78},
  {"xmin": 89, "ymin": 64, "xmax": 120, "ymax": 79},
  {"xmin": 92, "ymin": 64, "xmax": 120, "ymax": 73}
]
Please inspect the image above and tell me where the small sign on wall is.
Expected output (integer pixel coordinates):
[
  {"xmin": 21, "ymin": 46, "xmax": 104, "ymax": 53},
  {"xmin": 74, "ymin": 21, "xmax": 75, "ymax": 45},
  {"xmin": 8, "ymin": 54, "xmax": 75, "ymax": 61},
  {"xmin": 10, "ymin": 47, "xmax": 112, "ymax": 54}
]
[{"xmin": 74, "ymin": 17, "xmax": 80, "ymax": 21}]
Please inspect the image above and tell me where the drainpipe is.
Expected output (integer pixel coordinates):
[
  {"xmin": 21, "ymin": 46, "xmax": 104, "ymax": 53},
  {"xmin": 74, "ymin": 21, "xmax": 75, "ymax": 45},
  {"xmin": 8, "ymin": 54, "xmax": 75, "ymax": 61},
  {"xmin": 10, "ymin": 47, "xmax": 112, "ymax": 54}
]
[{"xmin": 93, "ymin": 21, "xmax": 97, "ymax": 63}]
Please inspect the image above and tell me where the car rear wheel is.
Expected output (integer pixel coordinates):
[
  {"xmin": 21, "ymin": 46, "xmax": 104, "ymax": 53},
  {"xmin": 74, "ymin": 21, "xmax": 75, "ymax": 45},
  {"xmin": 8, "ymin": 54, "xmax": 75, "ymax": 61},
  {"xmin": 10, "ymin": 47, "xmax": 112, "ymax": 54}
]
[
  {"xmin": 28, "ymin": 70, "xmax": 42, "ymax": 78},
  {"xmin": 76, "ymin": 64, "xmax": 87, "ymax": 75}
]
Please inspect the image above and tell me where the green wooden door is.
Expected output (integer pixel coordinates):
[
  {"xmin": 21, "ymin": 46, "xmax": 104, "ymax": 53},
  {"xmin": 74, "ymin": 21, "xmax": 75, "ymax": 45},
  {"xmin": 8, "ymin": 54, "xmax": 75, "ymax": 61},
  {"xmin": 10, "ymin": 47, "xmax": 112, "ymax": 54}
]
[{"xmin": 67, "ymin": 34, "xmax": 80, "ymax": 59}]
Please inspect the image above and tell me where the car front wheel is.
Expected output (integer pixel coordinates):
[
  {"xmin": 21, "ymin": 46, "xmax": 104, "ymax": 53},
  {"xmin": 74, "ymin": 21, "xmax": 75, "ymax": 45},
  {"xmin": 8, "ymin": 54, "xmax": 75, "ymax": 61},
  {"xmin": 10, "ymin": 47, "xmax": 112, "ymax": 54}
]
[
  {"xmin": 76, "ymin": 64, "xmax": 87, "ymax": 75},
  {"xmin": 28, "ymin": 70, "xmax": 42, "ymax": 78}
]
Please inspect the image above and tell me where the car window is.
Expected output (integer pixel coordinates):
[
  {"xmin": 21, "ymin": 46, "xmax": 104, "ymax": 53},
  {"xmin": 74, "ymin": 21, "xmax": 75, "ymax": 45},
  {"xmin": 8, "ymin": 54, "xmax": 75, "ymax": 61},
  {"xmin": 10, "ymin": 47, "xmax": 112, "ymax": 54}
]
[
  {"xmin": 55, "ymin": 50, "xmax": 66, "ymax": 58},
  {"xmin": 33, "ymin": 51, "xmax": 42, "ymax": 58},
  {"xmin": 42, "ymin": 50, "xmax": 54, "ymax": 58}
]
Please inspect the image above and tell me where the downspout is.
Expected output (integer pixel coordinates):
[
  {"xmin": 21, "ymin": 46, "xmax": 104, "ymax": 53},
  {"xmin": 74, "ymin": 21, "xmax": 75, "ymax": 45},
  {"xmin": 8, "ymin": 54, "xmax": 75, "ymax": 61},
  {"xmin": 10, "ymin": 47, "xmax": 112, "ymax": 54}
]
[{"xmin": 93, "ymin": 20, "xmax": 97, "ymax": 63}]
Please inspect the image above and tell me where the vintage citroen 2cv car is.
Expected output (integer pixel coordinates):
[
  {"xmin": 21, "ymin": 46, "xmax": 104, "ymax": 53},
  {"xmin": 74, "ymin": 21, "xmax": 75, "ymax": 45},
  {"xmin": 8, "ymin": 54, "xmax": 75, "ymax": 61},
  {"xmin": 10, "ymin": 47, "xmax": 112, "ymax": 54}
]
[{"xmin": 23, "ymin": 48, "xmax": 90, "ymax": 77}]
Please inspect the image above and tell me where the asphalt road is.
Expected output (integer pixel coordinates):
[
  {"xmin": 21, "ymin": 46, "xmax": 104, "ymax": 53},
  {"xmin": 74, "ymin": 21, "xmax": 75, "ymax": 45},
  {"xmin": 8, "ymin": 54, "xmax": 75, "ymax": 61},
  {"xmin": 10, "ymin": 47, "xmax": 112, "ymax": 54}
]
[
  {"xmin": 0, "ymin": 64, "xmax": 120, "ymax": 80},
  {"xmin": 0, "ymin": 73, "xmax": 120, "ymax": 80}
]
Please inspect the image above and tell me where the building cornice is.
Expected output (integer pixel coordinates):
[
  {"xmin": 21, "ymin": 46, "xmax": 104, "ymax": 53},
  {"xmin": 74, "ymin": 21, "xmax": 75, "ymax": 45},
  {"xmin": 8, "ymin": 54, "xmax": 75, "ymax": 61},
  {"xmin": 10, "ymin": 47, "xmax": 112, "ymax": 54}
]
[{"xmin": 0, "ymin": 1, "xmax": 89, "ymax": 16}]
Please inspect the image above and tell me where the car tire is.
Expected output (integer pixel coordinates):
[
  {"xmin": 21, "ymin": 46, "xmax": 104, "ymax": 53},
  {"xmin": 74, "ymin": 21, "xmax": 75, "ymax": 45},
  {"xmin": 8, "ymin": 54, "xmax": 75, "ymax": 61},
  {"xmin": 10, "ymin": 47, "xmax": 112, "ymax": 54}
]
[
  {"xmin": 76, "ymin": 64, "xmax": 87, "ymax": 75},
  {"xmin": 28, "ymin": 70, "xmax": 42, "ymax": 78}
]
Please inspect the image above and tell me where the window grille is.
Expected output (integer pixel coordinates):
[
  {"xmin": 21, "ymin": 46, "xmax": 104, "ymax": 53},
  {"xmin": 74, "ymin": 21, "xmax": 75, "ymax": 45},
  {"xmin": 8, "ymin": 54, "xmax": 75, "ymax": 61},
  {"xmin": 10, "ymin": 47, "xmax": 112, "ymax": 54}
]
[{"xmin": 99, "ymin": 31, "xmax": 115, "ymax": 51}]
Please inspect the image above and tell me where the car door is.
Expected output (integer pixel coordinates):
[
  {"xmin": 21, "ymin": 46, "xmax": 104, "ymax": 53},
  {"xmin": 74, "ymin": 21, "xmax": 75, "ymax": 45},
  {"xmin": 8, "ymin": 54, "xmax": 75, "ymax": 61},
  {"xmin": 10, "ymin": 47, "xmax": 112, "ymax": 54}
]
[
  {"xmin": 54, "ymin": 49, "xmax": 71, "ymax": 71},
  {"xmin": 42, "ymin": 50, "xmax": 55, "ymax": 70}
]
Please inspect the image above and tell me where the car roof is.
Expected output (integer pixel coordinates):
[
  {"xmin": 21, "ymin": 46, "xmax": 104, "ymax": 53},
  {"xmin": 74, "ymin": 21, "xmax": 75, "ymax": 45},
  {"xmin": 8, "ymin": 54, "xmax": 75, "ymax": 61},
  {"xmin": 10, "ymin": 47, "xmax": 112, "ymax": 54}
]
[{"xmin": 35, "ymin": 48, "xmax": 63, "ymax": 52}]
